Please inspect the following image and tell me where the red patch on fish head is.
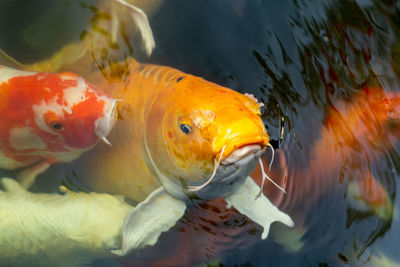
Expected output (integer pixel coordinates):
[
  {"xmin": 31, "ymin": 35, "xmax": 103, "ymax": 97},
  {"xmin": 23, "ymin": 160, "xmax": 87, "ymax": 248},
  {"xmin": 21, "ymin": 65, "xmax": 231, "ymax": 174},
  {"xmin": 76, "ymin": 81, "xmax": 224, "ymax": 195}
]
[
  {"xmin": 0, "ymin": 69, "xmax": 113, "ymax": 165},
  {"xmin": 0, "ymin": 73, "xmax": 63, "ymax": 150},
  {"xmin": 58, "ymin": 89, "xmax": 108, "ymax": 149},
  {"xmin": 360, "ymin": 89, "xmax": 400, "ymax": 139}
]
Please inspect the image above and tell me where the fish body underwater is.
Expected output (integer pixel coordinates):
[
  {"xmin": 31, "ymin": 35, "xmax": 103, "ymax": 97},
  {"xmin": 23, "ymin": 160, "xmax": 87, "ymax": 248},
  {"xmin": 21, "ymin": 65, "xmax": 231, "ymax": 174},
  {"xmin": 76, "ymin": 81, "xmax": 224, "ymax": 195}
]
[
  {"xmin": 307, "ymin": 87, "xmax": 398, "ymax": 215},
  {"xmin": 253, "ymin": 87, "xmax": 399, "ymax": 216},
  {"xmin": 148, "ymin": 86, "xmax": 400, "ymax": 265},
  {"xmin": 84, "ymin": 60, "xmax": 267, "ymax": 201},
  {"xmin": 68, "ymin": 58, "xmax": 294, "ymax": 255},
  {"xmin": 0, "ymin": 178, "xmax": 131, "ymax": 267},
  {"xmin": 244, "ymin": 87, "xmax": 399, "ymax": 255},
  {"xmin": 0, "ymin": 65, "xmax": 117, "ymax": 188}
]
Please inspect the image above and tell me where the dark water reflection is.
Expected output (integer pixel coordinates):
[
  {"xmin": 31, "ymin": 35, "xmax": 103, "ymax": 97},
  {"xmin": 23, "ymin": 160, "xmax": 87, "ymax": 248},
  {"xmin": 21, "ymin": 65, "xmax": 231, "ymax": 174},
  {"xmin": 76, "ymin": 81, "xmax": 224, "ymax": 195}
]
[
  {"xmin": 2, "ymin": 0, "xmax": 400, "ymax": 266},
  {"xmin": 149, "ymin": 1, "xmax": 400, "ymax": 265}
]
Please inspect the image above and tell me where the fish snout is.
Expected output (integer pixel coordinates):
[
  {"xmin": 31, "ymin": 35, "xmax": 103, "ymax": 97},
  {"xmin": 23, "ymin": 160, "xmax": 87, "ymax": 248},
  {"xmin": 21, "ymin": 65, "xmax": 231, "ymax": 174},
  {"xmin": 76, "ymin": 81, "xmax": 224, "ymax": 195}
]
[
  {"xmin": 95, "ymin": 99, "xmax": 118, "ymax": 145},
  {"xmin": 221, "ymin": 144, "xmax": 264, "ymax": 165},
  {"xmin": 211, "ymin": 118, "xmax": 270, "ymax": 162}
]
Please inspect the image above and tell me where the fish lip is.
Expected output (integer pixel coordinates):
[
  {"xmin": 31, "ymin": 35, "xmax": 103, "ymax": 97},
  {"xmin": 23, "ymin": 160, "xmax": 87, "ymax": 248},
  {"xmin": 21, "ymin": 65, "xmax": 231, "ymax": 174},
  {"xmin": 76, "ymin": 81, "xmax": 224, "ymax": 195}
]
[
  {"xmin": 95, "ymin": 99, "xmax": 118, "ymax": 141},
  {"xmin": 214, "ymin": 133, "xmax": 269, "ymax": 161},
  {"xmin": 184, "ymin": 147, "xmax": 264, "ymax": 199},
  {"xmin": 221, "ymin": 144, "xmax": 265, "ymax": 165}
]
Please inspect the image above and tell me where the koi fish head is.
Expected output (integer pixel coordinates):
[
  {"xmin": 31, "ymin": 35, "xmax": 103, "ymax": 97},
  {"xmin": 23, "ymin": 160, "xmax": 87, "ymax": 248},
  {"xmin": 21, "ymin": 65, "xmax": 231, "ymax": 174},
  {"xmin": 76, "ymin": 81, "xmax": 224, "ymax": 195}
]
[
  {"xmin": 324, "ymin": 87, "xmax": 400, "ymax": 149},
  {"xmin": 145, "ymin": 76, "xmax": 269, "ymax": 200},
  {"xmin": 367, "ymin": 89, "xmax": 400, "ymax": 133},
  {"xmin": 0, "ymin": 66, "xmax": 117, "ymax": 165}
]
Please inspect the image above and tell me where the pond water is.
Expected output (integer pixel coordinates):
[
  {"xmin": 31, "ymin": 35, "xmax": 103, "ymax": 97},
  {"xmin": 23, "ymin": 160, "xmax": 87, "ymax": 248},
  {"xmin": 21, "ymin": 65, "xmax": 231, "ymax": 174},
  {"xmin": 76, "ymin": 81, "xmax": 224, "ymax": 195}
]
[{"xmin": 1, "ymin": 0, "xmax": 400, "ymax": 266}]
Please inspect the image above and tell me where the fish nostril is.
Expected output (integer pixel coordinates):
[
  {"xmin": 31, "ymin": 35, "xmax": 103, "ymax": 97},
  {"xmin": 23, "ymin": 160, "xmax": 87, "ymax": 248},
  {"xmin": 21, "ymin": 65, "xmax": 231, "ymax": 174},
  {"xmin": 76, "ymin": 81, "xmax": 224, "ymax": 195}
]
[
  {"xmin": 244, "ymin": 93, "xmax": 264, "ymax": 114},
  {"xmin": 190, "ymin": 109, "xmax": 215, "ymax": 129}
]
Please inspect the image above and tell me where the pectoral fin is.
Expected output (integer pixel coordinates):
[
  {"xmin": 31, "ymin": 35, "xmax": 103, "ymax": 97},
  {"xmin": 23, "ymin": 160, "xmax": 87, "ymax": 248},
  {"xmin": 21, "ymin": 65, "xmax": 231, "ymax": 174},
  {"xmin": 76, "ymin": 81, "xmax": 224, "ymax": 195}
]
[
  {"xmin": 225, "ymin": 176, "xmax": 294, "ymax": 239},
  {"xmin": 112, "ymin": 187, "xmax": 186, "ymax": 256},
  {"xmin": 17, "ymin": 161, "xmax": 51, "ymax": 189}
]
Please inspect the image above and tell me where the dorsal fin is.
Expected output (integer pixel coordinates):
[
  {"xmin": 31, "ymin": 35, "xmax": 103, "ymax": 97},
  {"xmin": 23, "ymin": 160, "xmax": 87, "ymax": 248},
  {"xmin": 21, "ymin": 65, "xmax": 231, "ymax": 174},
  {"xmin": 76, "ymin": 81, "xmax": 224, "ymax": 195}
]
[
  {"xmin": 0, "ymin": 43, "xmax": 86, "ymax": 73},
  {"xmin": 131, "ymin": 61, "xmax": 185, "ymax": 87}
]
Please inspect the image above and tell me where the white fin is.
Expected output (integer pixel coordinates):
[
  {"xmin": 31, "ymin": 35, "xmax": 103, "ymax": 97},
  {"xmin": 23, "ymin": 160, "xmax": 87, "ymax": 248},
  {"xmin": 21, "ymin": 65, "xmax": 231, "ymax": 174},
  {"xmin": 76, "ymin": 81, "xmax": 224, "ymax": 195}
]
[
  {"xmin": 224, "ymin": 176, "xmax": 294, "ymax": 239},
  {"xmin": 16, "ymin": 161, "xmax": 51, "ymax": 189},
  {"xmin": 0, "ymin": 177, "xmax": 24, "ymax": 193},
  {"xmin": 271, "ymin": 223, "xmax": 305, "ymax": 252},
  {"xmin": 112, "ymin": 187, "xmax": 186, "ymax": 256},
  {"xmin": 113, "ymin": 0, "xmax": 156, "ymax": 56},
  {"xmin": 102, "ymin": 136, "xmax": 112, "ymax": 146}
]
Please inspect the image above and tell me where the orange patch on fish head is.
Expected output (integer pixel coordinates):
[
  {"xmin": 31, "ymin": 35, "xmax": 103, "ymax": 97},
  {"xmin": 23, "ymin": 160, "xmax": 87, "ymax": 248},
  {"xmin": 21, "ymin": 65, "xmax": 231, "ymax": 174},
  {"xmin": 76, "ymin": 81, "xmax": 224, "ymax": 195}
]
[
  {"xmin": 325, "ymin": 87, "xmax": 400, "ymax": 148},
  {"xmin": 362, "ymin": 87, "xmax": 399, "ymax": 118},
  {"xmin": 201, "ymin": 90, "xmax": 270, "ymax": 162},
  {"xmin": 374, "ymin": 95, "xmax": 400, "ymax": 127},
  {"xmin": 148, "ymin": 104, "xmax": 216, "ymax": 182},
  {"xmin": 359, "ymin": 88, "xmax": 400, "ymax": 143}
]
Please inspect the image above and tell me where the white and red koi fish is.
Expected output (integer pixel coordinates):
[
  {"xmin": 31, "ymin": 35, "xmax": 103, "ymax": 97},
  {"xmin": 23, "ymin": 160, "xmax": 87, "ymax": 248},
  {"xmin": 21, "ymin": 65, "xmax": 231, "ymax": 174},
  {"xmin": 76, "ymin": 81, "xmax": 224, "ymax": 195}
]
[{"xmin": 0, "ymin": 65, "xmax": 117, "ymax": 188}]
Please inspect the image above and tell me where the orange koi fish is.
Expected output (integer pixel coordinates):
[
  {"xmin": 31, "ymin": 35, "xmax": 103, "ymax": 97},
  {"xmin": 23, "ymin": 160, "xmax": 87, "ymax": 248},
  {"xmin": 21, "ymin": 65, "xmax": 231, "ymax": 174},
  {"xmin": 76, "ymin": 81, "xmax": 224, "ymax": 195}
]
[
  {"xmin": 308, "ymin": 87, "xmax": 396, "ymax": 213},
  {"xmin": 0, "ymin": 65, "xmax": 117, "ymax": 188},
  {"xmin": 69, "ymin": 58, "xmax": 293, "ymax": 256},
  {"xmin": 133, "ymin": 86, "xmax": 400, "ymax": 265}
]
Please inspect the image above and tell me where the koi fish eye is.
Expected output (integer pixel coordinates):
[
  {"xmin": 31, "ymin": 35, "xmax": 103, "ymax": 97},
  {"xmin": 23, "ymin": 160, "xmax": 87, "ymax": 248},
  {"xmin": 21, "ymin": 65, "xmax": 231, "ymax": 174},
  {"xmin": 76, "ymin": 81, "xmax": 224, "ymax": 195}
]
[
  {"xmin": 179, "ymin": 123, "xmax": 192, "ymax": 134},
  {"xmin": 50, "ymin": 122, "xmax": 64, "ymax": 131},
  {"xmin": 388, "ymin": 109, "xmax": 396, "ymax": 118}
]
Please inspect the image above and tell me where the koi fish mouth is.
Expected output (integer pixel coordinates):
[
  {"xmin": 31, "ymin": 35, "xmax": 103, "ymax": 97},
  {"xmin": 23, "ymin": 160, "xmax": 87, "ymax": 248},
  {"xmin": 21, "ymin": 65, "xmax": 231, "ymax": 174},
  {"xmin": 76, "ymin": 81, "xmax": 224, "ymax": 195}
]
[
  {"xmin": 186, "ymin": 144, "xmax": 266, "ymax": 199},
  {"xmin": 186, "ymin": 140, "xmax": 286, "ymax": 200},
  {"xmin": 221, "ymin": 144, "xmax": 264, "ymax": 165},
  {"xmin": 220, "ymin": 143, "xmax": 285, "ymax": 196}
]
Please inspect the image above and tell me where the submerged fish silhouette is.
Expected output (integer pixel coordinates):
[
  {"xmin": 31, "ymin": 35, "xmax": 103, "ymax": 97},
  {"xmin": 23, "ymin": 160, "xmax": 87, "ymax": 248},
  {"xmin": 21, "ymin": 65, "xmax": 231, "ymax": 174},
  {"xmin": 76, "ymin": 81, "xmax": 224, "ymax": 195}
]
[
  {"xmin": 255, "ymin": 87, "xmax": 398, "ymax": 214},
  {"xmin": 247, "ymin": 87, "xmax": 398, "ymax": 253},
  {"xmin": 0, "ymin": 65, "xmax": 117, "ymax": 188},
  {"xmin": 69, "ymin": 58, "xmax": 294, "ymax": 255},
  {"xmin": 321, "ymin": 87, "xmax": 398, "ymax": 216}
]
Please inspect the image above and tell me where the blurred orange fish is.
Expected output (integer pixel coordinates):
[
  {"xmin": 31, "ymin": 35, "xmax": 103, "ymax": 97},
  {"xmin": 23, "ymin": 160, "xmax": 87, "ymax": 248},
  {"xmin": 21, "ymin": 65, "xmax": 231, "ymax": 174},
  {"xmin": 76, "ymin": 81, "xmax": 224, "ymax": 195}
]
[
  {"xmin": 254, "ymin": 87, "xmax": 397, "ymax": 217},
  {"xmin": 308, "ymin": 87, "xmax": 396, "ymax": 212},
  {"xmin": 0, "ymin": 65, "xmax": 117, "ymax": 188}
]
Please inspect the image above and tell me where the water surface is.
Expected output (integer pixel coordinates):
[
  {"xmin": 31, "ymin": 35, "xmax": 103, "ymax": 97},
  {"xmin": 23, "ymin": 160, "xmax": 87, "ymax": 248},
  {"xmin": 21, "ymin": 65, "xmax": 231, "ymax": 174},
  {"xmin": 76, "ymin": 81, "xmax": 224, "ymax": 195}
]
[{"xmin": 1, "ymin": 0, "xmax": 400, "ymax": 266}]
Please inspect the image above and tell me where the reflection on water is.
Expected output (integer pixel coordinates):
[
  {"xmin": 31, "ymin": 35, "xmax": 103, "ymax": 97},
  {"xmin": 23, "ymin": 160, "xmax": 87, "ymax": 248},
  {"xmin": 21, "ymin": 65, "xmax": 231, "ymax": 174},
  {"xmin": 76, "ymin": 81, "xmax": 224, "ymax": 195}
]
[{"xmin": 1, "ymin": 0, "xmax": 400, "ymax": 266}]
